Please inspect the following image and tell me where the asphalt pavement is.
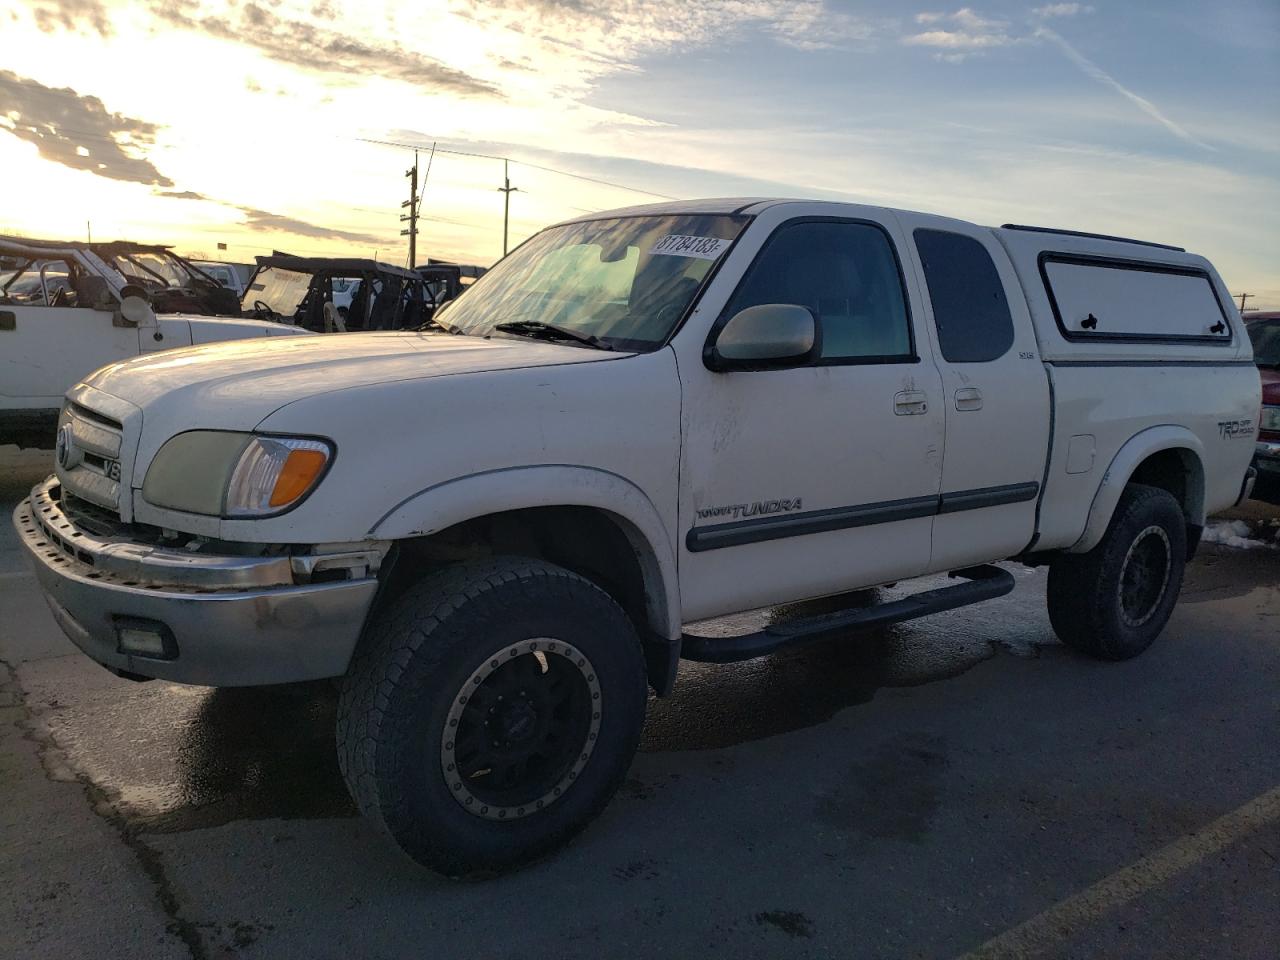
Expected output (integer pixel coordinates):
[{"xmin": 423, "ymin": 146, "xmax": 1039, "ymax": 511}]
[{"xmin": 2, "ymin": 446, "xmax": 1277, "ymax": 960}]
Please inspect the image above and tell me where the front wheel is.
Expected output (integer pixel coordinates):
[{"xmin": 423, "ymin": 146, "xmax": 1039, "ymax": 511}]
[
  {"xmin": 337, "ymin": 558, "xmax": 647, "ymax": 877},
  {"xmin": 1047, "ymin": 483, "xmax": 1187, "ymax": 660}
]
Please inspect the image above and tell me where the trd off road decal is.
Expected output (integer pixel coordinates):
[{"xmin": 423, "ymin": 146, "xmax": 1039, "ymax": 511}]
[
  {"xmin": 696, "ymin": 498, "xmax": 803, "ymax": 522},
  {"xmin": 1218, "ymin": 419, "xmax": 1255, "ymax": 440}
]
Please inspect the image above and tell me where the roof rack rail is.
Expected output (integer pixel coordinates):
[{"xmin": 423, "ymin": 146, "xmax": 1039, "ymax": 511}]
[{"xmin": 1000, "ymin": 224, "xmax": 1185, "ymax": 253}]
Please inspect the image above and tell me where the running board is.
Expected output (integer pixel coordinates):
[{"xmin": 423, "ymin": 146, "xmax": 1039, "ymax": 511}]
[{"xmin": 679, "ymin": 565, "xmax": 1016, "ymax": 664}]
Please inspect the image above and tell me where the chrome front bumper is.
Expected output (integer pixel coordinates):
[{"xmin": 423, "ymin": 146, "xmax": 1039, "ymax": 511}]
[{"xmin": 14, "ymin": 478, "xmax": 380, "ymax": 686}]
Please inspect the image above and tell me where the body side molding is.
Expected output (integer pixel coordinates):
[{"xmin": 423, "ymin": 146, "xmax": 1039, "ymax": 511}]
[{"xmin": 686, "ymin": 481, "xmax": 1040, "ymax": 553}]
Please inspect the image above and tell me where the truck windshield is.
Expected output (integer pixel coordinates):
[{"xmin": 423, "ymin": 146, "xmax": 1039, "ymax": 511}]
[
  {"xmin": 1249, "ymin": 320, "xmax": 1280, "ymax": 368},
  {"xmin": 439, "ymin": 213, "xmax": 748, "ymax": 351},
  {"xmin": 243, "ymin": 266, "xmax": 313, "ymax": 317}
]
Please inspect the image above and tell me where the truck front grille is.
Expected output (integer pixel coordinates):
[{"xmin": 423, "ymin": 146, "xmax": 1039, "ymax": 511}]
[{"xmin": 56, "ymin": 400, "xmax": 125, "ymax": 513}]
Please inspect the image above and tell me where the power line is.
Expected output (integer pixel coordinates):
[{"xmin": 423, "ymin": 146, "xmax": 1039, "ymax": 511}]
[{"xmin": 356, "ymin": 136, "xmax": 676, "ymax": 201}]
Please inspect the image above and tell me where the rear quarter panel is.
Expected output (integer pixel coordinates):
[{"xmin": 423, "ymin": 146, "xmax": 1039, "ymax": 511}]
[
  {"xmin": 992, "ymin": 230, "xmax": 1258, "ymax": 549},
  {"xmin": 1035, "ymin": 363, "xmax": 1260, "ymax": 551}
]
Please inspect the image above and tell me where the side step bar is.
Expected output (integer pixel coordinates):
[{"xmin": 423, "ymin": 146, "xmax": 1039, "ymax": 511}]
[{"xmin": 680, "ymin": 565, "xmax": 1015, "ymax": 664}]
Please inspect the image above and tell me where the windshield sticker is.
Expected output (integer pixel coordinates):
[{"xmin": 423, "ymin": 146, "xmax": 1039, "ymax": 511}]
[{"xmin": 649, "ymin": 235, "xmax": 731, "ymax": 260}]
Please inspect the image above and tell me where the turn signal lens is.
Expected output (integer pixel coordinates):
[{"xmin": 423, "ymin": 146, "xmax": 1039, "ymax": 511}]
[
  {"xmin": 269, "ymin": 448, "xmax": 329, "ymax": 506},
  {"xmin": 225, "ymin": 436, "xmax": 332, "ymax": 516}
]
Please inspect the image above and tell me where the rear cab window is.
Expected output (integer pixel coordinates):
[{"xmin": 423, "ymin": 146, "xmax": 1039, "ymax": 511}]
[{"xmin": 914, "ymin": 229, "xmax": 1015, "ymax": 362}]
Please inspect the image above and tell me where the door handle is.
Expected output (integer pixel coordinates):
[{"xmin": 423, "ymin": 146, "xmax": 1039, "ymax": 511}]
[
  {"xmin": 954, "ymin": 387, "xmax": 983, "ymax": 411},
  {"xmin": 0, "ymin": 311, "xmax": 14, "ymax": 332},
  {"xmin": 893, "ymin": 390, "xmax": 929, "ymax": 416}
]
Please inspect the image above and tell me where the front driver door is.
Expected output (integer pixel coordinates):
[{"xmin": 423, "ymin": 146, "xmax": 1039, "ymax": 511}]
[{"xmin": 677, "ymin": 212, "xmax": 945, "ymax": 623}]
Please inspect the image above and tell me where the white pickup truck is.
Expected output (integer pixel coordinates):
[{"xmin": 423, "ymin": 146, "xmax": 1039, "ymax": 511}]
[
  {"xmin": 14, "ymin": 199, "xmax": 1260, "ymax": 877},
  {"xmin": 0, "ymin": 236, "xmax": 301, "ymax": 448}
]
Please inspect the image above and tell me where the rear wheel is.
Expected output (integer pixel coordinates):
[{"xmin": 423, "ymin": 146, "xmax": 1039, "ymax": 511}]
[
  {"xmin": 1047, "ymin": 483, "xmax": 1186, "ymax": 660},
  {"xmin": 337, "ymin": 557, "xmax": 647, "ymax": 877}
]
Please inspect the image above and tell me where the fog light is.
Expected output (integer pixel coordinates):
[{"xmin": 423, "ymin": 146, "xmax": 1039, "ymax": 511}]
[{"xmin": 114, "ymin": 617, "xmax": 178, "ymax": 660}]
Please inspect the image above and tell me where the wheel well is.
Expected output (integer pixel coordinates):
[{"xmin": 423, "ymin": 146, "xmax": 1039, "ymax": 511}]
[
  {"xmin": 1127, "ymin": 447, "xmax": 1205, "ymax": 556},
  {"xmin": 386, "ymin": 505, "xmax": 657, "ymax": 650}
]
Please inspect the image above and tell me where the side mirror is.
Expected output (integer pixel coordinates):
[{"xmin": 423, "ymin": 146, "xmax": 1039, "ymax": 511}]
[
  {"xmin": 116, "ymin": 294, "xmax": 158, "ymax": 329},
  {"xmin": 707, "ymin": 303, "xmax": 819, "ymax": 371}
]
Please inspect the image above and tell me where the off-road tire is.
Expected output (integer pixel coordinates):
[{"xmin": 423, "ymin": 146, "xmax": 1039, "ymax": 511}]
[
  {"xmin": 336, "ymin": 557, "xmax": 647, "ymax": 878},
  {"xmin": 1047, "ymin": 483, "xmax": 1186, "ymax": 660}
]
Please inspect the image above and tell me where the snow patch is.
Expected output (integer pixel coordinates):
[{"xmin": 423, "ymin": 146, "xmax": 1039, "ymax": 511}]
[{"xmin": 1201, "ymin": 519, "xmax": 1280, "ymax": 551}]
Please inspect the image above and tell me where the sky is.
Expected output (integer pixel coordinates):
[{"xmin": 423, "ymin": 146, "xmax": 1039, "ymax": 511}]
[{"xmin": 2, "ymin": 0, "xmax": 1277, "ymax": 308}]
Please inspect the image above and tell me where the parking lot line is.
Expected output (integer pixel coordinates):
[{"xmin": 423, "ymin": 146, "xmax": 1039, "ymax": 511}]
[{"xmin": 958, "ymin": 784, "xmax": 1280, "ymax": 959}]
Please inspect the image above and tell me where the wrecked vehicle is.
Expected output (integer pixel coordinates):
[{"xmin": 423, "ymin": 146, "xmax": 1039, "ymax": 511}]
[
  {"xmin": 242, "ymin": 255, "xmax": 432, "ymax": 331},
  {"xmin": 14, "ymin": 199, "xmax": 1260, "ymax": 877},
  {"xmin": 92, "ymin": 242, "xmax": 242, "ymax": 317},
  {"xmin": 0, "ymin": 235, "xmax": 303, "ymax": 448},
  {"xmin": 416, "ymin": 260, "xmax": 487, "ymax": 307},
  {"xmin": 1246, "ymin": 314, "xmax": 1280, "ymax": 503}
]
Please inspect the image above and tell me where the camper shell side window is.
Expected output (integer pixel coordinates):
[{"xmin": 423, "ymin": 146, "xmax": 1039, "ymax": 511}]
[{"xmin": 1038, "ymin": 253, "xmax": 1234, "ymax": 345}]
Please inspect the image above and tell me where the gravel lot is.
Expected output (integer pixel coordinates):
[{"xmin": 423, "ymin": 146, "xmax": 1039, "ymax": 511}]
[{"xmin": 3, "ymin": 447, "xmax": 1277, "ymax": 960}]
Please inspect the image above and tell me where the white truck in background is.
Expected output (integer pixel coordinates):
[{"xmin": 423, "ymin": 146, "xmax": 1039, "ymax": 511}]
[
  {"xmin": 0, "ymin": 236, "xmax": 303, "ymax": 448},
  {"xmin": 14, "ymin": 198, "xmax": 1260, "ymax": 877}
]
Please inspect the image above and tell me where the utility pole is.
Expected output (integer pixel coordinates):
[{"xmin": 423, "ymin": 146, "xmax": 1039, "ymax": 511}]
[
  {"xmin": 400, "ymin": 149, "xmax": 419, "ymax": 268},
  {"xmin": 1235, "ymin": 292, "xmax": 1253, "ymax": 315},
  {"xmin": 498, "ymin": 159, "xmax": 520, "ymax": 256}
]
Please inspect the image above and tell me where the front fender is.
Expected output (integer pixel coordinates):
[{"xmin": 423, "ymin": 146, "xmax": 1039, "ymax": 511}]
[
  {"xmin": 369, "ymin": 464, "xmax": 681, "ymax": 641},
  {"xmin": 1070, "ymin": 425, "xmax": 1205, "ymax": 553}
]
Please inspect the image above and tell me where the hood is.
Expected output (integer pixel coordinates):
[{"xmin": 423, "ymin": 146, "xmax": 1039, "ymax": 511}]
[{"xmin": 83, "ymin": 331, "xmax": 624, "ymax": 431}]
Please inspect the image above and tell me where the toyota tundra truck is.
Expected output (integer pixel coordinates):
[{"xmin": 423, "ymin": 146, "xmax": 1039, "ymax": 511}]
[{"xmin": 13, "ymin": 199, "xmax": 1261, "ymax": 877}]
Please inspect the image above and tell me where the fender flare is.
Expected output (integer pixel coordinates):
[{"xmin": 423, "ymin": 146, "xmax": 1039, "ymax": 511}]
[
  {"xmin": 368, "ymin": 465, "xmax": 681, "ymax": 641},
  {"xmin": 1070, "ymin": 425, "xmax": 1206, "ymax": 554}
]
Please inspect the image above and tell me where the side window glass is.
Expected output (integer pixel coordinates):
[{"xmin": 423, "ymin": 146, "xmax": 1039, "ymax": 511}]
[
  {"xmin": 0, "ymin": 259, "xmax": 79, "ymax": 307},
  {"xmin": 915, "ymin": 229, "xmax": 1014, "ymax": 362},
  {"xmin": 724, "ymin": 221, "xmax": 912, "ymax": 361}
]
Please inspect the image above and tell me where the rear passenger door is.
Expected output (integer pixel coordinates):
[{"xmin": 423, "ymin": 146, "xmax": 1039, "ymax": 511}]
[{"xmin": 896, "ymin": 215, "xmax": 1051, "ymax": 570}]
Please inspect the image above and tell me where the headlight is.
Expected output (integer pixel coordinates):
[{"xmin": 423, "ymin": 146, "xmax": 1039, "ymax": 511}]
[
  {"xmin": 1262, "ymin": 405, "xmax": 1280, "ymax": 433},
  {"xmin": 142, "ymin": 431, "xmax": 332, "ymax": 517}
]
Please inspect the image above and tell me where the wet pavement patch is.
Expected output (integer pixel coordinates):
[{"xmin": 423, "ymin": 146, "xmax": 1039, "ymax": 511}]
[
  {"xmin": 17, "ymin": 662, "xmax": 355, "ymax": 834},
  {"xmin": 754, "ymin": 910, "xmax": 814, "ymax": 938},
  {"xmin": 1179, "ymin": 542, "xmax": 1280, "ymax": 604},
  {"xmin": 816, "ymin": 733, "xmax": 948, "ymax": 843},
  {"xmin": 643, "ymin": 572, "xmax": 1055, "ymax": 752}
]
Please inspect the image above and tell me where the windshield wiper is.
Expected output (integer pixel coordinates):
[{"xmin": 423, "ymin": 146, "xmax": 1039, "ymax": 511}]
[
  {"xmin": 493, "ymin": 319, "xmax": 614, "ymax": 351},
  {"xmin": 417, "ymin": 315, "xmax": 460, "ymax": 334}
]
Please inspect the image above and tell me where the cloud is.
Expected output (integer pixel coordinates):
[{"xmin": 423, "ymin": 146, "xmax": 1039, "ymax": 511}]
[
  {"xmin": 0, "ymin": 69, "xmax": 173, "ymax": 185},
  {"xmin": 903, "ymin": 7, "xmax": 1017, "ymax": 59},
  {"xmin": 458, "ymin": 0, "xmax": 889, "ymax": 68},
  {"xmin": 1032, "ymin": 3, "xmax": 1093, "ymax": 18},
  {"xmin": 149, "ymin": 1, "xmax": 500, "ymax": 97},
  {"xmin": 25, "ymin": 0, "xmax": 112, "ymax": 36},
  {"xmin": 1036, "ymin": 27, "xmax": 1216, "ymax": 150},
  {"xmin": 761, "ymin": 0, "xmax": 888, "ymax": 51},
  {"xmin": 238, "ymin": 206, "xmax": 386, "ymax": 245},
  {"xmin": 157, "ymin": 189, "xmax": 208, "ymax": 200}
]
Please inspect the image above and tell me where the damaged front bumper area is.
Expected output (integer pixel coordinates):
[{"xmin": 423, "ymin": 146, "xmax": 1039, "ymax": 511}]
[{"xmin": 14, "ymin": 476, "xmax": 384, "ymax": 686}]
